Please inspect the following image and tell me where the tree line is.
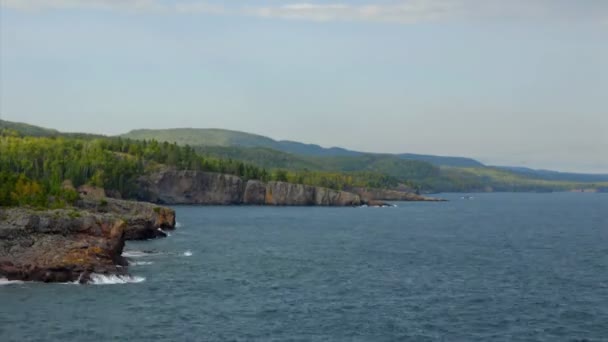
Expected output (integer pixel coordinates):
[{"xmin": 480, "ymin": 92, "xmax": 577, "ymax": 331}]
[{"xmin": 0, "ymin": 131, "xmax": 402, "ymax": 207}]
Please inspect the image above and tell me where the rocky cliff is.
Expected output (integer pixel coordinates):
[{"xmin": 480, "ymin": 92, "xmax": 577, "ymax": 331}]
[
  {"xmin": 0, "ymin": 198, "xmax": 176, "ymax": 283},
  {"xmin": 0, "ymin": 208, "xmax": 127, "ymax": 283},
  {"xmin": 138, "ymin": 170, "xmax": 362, "ymax": 206},
  {"xmin": 350, "ymin": 187, "xmax": 446, "ymax": 203},
  {"xmin": 75, "ymin": 197, "xmax": 176, "ymax": 240}
]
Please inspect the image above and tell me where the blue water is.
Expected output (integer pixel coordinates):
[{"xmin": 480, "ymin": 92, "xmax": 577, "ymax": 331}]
[{"xmin": 1, "ymin": 193, "xmax": 607, "ymax": 341}]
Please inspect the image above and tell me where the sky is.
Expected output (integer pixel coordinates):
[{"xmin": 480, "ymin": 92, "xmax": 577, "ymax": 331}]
[{"xmin": 0, "ymin": 0, "xmax": 607, "ymax": 173}]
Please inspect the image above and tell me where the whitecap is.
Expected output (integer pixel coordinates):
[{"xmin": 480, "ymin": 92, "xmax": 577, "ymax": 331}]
[
  {"xmin": 157, "ymin": 228, "xmax": 171, "ymax": 237},
  {"xmin": 129, "ymin": 261, "xmax": 154, "ymax": 266},
  {"xmin": 89, "ymin": 274, "xmax": 146, "ymax": 285},
  {"xmin": 122, "ymin": 250, "xmax": 154, "ymax": 258},
  {"xmin": 175, "ymin": 221, "xmax": 183, "ymax": 228},
  {"xmin": 0, "ymin": 278, "xmax": 24, "ymax": 286},
  {"xmin": 183, "ymin": 250, "xmax": 193, "ymax": 257}
]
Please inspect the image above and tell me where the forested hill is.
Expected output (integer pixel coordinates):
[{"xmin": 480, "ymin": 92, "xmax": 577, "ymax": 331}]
[
  {"xmin": 3, "ymin": 119, "xmax": 607, "ymax": 194},
  {"xmin": 0, "ymin": 130, "xmax": 401, "ymax": 207},
  {"xmin": 496, "ymin": 166, "xmax": 608, "ymax": 183},
  {"xmin": 122, "ymin": 128, "xmax": 482, "ymax": 167},
  {"xmin": 0, "ymin": 119, "xmax": 104, "ymax": 139},
  {"xmin": 0, "ymin": 119, "xmax": 60, "ymax": 137}
]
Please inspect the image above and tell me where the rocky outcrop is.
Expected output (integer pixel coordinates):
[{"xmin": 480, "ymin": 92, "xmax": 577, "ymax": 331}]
[
  {"xmin": 243, "ymin": 180, "xmax": 267, "ymax": 204},
  {"xmin": 350, "ymin": 187, "xmax": 446, "ymax": 203},
  {"xmin": 139, "ymin": 170, "xmax": 244, "ymax": 205},
  {"xmin": 139, "ymin": 170, "xmax": 363, "ymax": 206},
  {"xmin": 0, "ymin": 196, "xmax": 176, "ymax": 283},
  {"xmin": 314, "ymin": 187, "xmax": 362, "ymax": 206},
  {"xmin": 74, "ymin": 197, "xmax": 176, "ymax": 240},
  {"xmin": 0, "ymin": 208, "xmax": 127, "ymax": 283}
]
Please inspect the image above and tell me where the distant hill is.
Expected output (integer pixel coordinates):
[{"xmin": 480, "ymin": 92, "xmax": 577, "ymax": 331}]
[
  {"xmin": 3, "ymin": 119, "xmax": 606, "ymax": 192},
  {"xmin": 0, "ymin": 119, "xmax": 104, "ymax": 139},
  {"xmin": 194, "ymin": 145, "xmax": 439, "ymax": 182},
  {"xmin": 122, "ymin": 128, "xmax": 482, "ymax": 167},
  {"xmin": 0, "ymin": 119, "xmax": 60, "ymax": 137},
  {"xmin": 496, "ymin": 166, "xmax": 608, "ymax": 183},
  {"xmin": 398, "ymin": 153, "xmax": 484, "ymax": 168}
]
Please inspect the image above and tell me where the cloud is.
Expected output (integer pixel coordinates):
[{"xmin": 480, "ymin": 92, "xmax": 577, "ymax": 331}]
[
  {"xmin": 2, "ymin": 0, "xmax": 607, "ymax": 26},
  {"xmin": 1, "ymin": 0, "xmax": 164, "ymax": 11},
  {"xmin": 248, "ymin": 1, "xmax": 465, "ymax": 24}
]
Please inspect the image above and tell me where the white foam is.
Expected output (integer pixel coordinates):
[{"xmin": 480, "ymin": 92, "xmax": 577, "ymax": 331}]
[
  {"xmin": 122, "ymin": 250, "xmax": 153, "ymax": 258},
  {"xmin": 157, "ymin": 228, "xmax": 172, "ymax": 237},
  {"xmin": 183, "ymin": 250, "xmax": 193, "ymax": 257},
  {"xmin": 0, "ymin": 278, "xmax": 24, "ymax": 286},
  {"xmin": 89, "ymin": 274, "xmax": 146, "ymax": 285},
  {"xmin": 129, "ymin": 261, "xmax": 154, "ymax": 266},
  {"xmin": 175, "ymin": 221, "xmax": 183, "ymax": 228}
]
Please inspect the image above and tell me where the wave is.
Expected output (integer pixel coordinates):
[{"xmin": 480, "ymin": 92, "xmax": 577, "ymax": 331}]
[
  {"xmin": 89, "ymin": 274, "xmax": 146, "ymax": 285},
  {"xmin": 183, "ymin": 250, "xmax": 193, "ymax": 257},
  {"xmin": 157, "ymin": 228, "xmax": 171, "ymax": 237},
  {"xmin": 175, "ymin": 221, "xmax": 183, "ymax": 228},
  {"xmin": 359, "ymin": 204, "xmax": 397, "ymax": 208},
  {"xmin": 122, "ymin": 250, "xmax": 156, "ymax": 258},
  {"xmin": 0, "ymin": 278, "xmax": 24, "ymax": 286},
  {"xmin": 129, "ymin": 261, "xmax": 154, "ymax": 266}
]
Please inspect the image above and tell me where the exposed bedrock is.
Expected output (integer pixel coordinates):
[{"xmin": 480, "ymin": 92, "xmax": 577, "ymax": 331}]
[
  {"xmin": 74, "ymin": 196, "xmax": 176, "ymax": 240},
  {"xmin": 139, "ymin": 170, "xmax": 363, "ymax": 206},
  {"xmin": 0, "ymin": 208, "xmax": 127, "ymax": 283},
  {"xmin": 0, "ymin": 196, "xmax": 176, "ymax": 283}
]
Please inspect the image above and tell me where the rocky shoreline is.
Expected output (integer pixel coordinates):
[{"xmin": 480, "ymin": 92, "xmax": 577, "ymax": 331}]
[
  {"xmin": 0, "ymin": 197, "xmax": 176, "ymax": 284},
  {"xmin": 136, "ymin": 170, "xmax": 441, "ymax": 206},
  {"xmin": 0, "ymin": 174, "xmax": 444, "ymax": 284}
]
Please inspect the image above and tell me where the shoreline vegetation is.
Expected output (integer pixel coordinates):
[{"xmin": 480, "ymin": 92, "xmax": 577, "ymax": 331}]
[{"xmin": 0, "ymin": 119, "xmax": 605, "ymax": 284}]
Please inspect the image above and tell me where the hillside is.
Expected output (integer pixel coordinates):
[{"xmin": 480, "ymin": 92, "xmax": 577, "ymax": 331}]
[
  {"xmin": 496, "ymin": 166, "xmax": 608, "ymax": 183},
  {"xmin": 0, "ymin": 119, "xmax": 60, "ymax": 137},
  {"xmin": 122, "ymin": 128, "xmax": 482, "ymax": 167},
  {"xmin": 0, "ymin": 119, "xmax": 105, "ymax": 139},
  {"xmin": 3, "ymin": 119, "xmax": 606, "ymax": 193}
]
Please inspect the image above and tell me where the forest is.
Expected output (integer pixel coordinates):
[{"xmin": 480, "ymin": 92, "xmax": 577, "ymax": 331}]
[{"xmin": 0, "ymin": 129, "xmax": 400, "ymax": 207}]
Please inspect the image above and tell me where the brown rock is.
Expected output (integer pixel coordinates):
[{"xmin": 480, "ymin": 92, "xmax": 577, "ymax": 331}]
[
  {"xmin": 74, "ymin": 197, "xmax": 176, "ymax": 240},
  {"xmin": 0, "ymin": 208, "xmax": 127, "ymax": 283},
  {"xmin": 243, "ymin": 180, "xmax": 266, "ymax": 205}
]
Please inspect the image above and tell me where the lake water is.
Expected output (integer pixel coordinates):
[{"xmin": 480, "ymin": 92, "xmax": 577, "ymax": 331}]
[{"xmin": 1, "ymin": 193, "xmax": 607, "ymax": 341}]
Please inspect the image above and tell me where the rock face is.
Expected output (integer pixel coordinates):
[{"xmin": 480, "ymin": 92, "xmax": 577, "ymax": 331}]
[
  {"xmin": 139, "ymin": 170, "xmax": 363, "ymax": 206},
  {"xmin": 139, "ymin": 170, "xmax": 244, "ymax": 205},
  {"xmin": 0, "ymin": 208, "xmax": 127, "ymax": 283},
  {"xmin": 0, "ymin": 197, "xmax": 176, "ymax": 283},
  {"xmin": 243, "ymin": 180, "xmax": 266, "ymax": 204},
  {"xmin": 349, "ymin": 187, "xmax": 446, "ymax": 202},
  {"xmin": 75, "ymin": 197, "xmax": 176, "ymax": 240}
]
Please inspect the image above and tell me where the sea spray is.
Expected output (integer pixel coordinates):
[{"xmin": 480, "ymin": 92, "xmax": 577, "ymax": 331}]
[
  {"xmin": 129, "ymin": 261, "xmax": 154, "ymax": 266},
  {"xmin": 157, "ymin": 228, "xmax": 171, "ymax": 237},
  {"xmin": 122, "ymin": 250, "xmax": 157, "ymax": 258},
  {"xmin": 89, "ymin": 274, "xmax": 145, "ymax": 285},
  {"xmin": 0, "ymin": 278, "xmax": 24, "ymax": 286}
]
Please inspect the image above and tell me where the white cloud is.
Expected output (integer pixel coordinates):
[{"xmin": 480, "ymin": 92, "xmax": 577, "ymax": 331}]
[
  {"xmin": 2, "ymin": 0, "xmax": 606, "ymax": 25},
  {"xmin": 1, "ymin": 0, "xmax": 164, "ymax": 11},
  {"xmin": 248, "ymin": 1, "xmax": 465, "ymax": 23}
]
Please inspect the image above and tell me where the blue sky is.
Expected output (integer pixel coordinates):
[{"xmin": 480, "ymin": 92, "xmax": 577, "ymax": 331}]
[{"xmin": 1, "ymin": 0, "xmax": 607, "ymax": 172}]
